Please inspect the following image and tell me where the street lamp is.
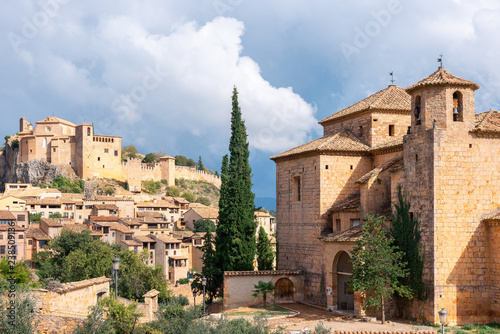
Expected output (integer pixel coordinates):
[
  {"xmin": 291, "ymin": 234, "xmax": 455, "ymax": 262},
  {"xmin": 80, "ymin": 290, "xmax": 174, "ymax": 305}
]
[
  {"xmin": 438, "ymin": 308, "xmax": 447, "ymax": 334},
  {"xmin": 112, "ymin": 256, "xmax": 121, "ymax": 298},
  {"xmin": 202, "ymin": 276, "xmax": 207, "ymax": 317}
]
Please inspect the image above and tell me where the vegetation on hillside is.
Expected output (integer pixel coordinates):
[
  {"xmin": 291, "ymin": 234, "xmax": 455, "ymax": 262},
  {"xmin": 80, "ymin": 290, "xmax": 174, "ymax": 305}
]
[
  {"xmin": 48, "ymin": 175, "xmax": 85, "ymax": 193},
  {"xmin": 167, "ymin": 178, "xmax": 220, "ymax": 206}
]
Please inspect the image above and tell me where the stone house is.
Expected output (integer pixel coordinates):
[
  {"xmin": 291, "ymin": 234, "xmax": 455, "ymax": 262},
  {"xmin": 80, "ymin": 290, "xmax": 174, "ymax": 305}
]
[
  {"xmin": 134, "ymin": 234, "xmax": 156, "ymax": 266},
  {"xmin": 254, "ymin": 211, "xmax": 276, "ymax": 236},
  {"xmin": 91, "ymin": 204, "xmax": 119, "ymax": 217},
  {"xmin": 135, "ymin": 199, "xmax": 181, "ymax": 223},
  {"xmin": 0, "ymin": 196, "xmax": 29, "ymax": 227},
  {"xmin": 153, "ymin": 235, "xmax": 188, "ymax": 283},
  {"xmin": 0, "ymin": 211, "xmax": 26, "ymax": 261},
  {"xmin": 271, "ymin": 66, "xmax": 500, "ymax": 325},
  {"xmin": 183, "ymin": 206, "xmax": 219, "ymax": 231}
]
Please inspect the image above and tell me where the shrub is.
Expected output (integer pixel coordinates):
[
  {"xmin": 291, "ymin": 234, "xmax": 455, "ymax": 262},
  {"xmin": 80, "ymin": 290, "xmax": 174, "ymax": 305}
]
[
  {"xmin": 195, "ymin": 196, "xmax": 211, "ymax": 206},
  {"xmin": 143, "ymin": 180, "xmax": 161, "ymax": 194},
  {"xmin": 176, "ymin": 278, "xmax": 190, "ymax": 285},
  {"xmin": 181, "ymin": 192, "xmax": 196, "ymax": 203}
]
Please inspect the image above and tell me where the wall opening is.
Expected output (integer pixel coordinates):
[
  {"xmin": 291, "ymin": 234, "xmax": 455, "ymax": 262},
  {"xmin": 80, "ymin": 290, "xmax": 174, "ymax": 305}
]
[
  {"xmin": 389, "ymin": 124, "xmax": 395, "ymax": 136},
  {"xmin": 275, "ymin": 278, "xmax": 294, "ymax": 303},
  {"xmin": 335, "ymin": 251, "xmax": 354, "ymax": 311},
  {"xmin": 414, "ymin": 95, "xmax": 422, "ymax": 125},
  {"xmin": 453, "ymin": 91, "xmax": 463, "ymax": 122}
]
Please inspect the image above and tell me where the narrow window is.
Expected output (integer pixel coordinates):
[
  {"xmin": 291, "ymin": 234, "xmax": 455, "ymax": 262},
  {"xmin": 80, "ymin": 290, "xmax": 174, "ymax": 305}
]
[
  {"xmin": 325, "ymin": 165, "xmax": 329, "ymax": 170},
  {"xmin": 389, "ymin": 125, "xmax": 395, "ymax": 136},
  {"xmin": 87, "ymin": 128, "xmax": 91, "ymax": 136},
  {"xmin": 414, "ymin": 96, "xmax": 422, "ymax": 125},
  {"xmin": 294, "ymin": 176, "xmax": 301, "ymax": 202},
  {"xmin": 359, "ymin": 125, "xmax": 363, "ymax": 137},
  {"xmin": 98, "ymin": 157, "xmax": 101, "ymax": 161},
  {"xmin": 453, "ymin": 91, "xmax": 463, "ymax": 122},
  {"xmin": 336, "ymin": 219, "xmax": 341, "ymax": 232},
  {"xmin": 409, "ymin": 212, "xmax": 414, "ymax": 221},
  {"xmin": 114, "ymin": 150, "xmax": 118, "ymax": 156},
  {"xmin": 350, "ymin": 165, "xmax": 353, "ymax": 170}
]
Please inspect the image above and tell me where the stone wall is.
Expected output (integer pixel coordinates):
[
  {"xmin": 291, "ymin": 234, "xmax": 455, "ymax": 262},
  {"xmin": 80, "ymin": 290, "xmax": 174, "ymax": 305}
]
[
  {"xmin": 223, "ymin": 270, "xmax": 304, "ymax": 310},
  {"xmin": 175, "ymin": 166, "xmax": 221, "ymax": 187},
  {"xmin": 33, "ymin": 276, "xmax": 111, "ymax": 318},
  {"xmin": 35, "ymin": 314, "xmax": 84, "ymax": 334}
]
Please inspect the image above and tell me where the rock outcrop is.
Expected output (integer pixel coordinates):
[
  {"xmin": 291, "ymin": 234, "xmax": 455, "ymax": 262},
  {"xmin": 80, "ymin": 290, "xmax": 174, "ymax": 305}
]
[{"xmin": 0, "ymin": 141, "xmax": 78, "ymax": 191}]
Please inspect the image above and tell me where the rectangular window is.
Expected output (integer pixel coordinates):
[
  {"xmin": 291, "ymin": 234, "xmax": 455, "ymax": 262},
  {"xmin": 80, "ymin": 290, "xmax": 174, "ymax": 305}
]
[
  {"xmin": 98, "ymin": 157, "xmax": 101, "ymax": 161},
  {"xmin": 17, "ymin": 215, "xmax": 25, "ymax": 221},
  {"xmin": 104, "ymin": 148, "xmax": 109, "ymax": 153},
  {"xmin": 18, "ymin": 234, "xmax": 23, "ymax": 239},
  {"xmin": 351, "ymin": 219, "xmax": 360, "ymax": 228},
  {"xmin": 389, "ymin": 125, "xmax": 395, "ymax": 136},
  {"xmin": 294, "ymin": 176, "xmax": 301, "ymax": 202},
  {"xmin": 336, "ymin": 219, "xmax": 341, "ymax": 232},
  {"xmin": 0, "ymin": 246, "xmax": 5, "ymax": 254},
  {"xmin": 114, "ymin": 150, "xmax": 118, "ymax": 156},
  {"xmin": 28, "ymin": 239, "xmax": 33, "ymax": 245}
]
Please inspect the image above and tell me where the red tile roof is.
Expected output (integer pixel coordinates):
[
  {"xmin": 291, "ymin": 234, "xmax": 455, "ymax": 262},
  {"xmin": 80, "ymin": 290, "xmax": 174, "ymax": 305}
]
[
  {"xmin": 89, "ymin": 216, "xmax": 119, "ymax": 222},
  {"xmin": 188, "ymin": 207, "xmax": 219, "ymax": 219},
  {"xmin": 40, "ymin": 218, "xmax": 63, "ymax": 227},
  {"xmin": 26, "ymin": 227, "xmax": 50, "ymax": 240},
  {"xmin": 319, "ymin": 85, "xmax": 410, "ymax": 124},
  {"xmin": 0, "ymin": 211, "xmax": 16, "ymax": 220},
  {"xmin": 474, "ymin": 110, "xmax": 500, "ymax": 134},
  {"xmin": 271, "ymin": 129, "xmax": 370, "ymax": 160},
  {"xmin": 406, "ymin": 67, "xmax": 479, "ymax": 93}
]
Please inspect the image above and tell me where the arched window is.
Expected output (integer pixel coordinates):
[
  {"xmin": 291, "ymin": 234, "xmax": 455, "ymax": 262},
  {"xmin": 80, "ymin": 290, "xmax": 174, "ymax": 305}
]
[
  {"xmin": 414, "ymin": 96, "xmax": 422, "ymax": 125},
  {"xmin": 453, "ymin": 91, "xmax": 463, "ymax": 122},
  {"xmin": 87, "ymin": 127, "xmax": 91, "ymax": 136},
  {"xmin": 43, "ymin": 138, "xmax": 47, "ymax": 148}
]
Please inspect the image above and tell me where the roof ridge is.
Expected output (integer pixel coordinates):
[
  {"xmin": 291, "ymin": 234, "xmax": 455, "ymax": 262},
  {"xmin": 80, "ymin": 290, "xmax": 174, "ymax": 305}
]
[{"xmin": 477, "ymin": 109, "xmax": 496, "ymax": 130}]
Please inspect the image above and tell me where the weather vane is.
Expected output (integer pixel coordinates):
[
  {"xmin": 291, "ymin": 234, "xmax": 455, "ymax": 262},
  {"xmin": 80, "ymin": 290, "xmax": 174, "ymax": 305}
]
[
  {"xmin": 389, "ymin": 72, "xmax": 395, "ymax": 85},
  {"xmin": 437, "ymin": 54, "xmax": 444, "ymax": 68}
]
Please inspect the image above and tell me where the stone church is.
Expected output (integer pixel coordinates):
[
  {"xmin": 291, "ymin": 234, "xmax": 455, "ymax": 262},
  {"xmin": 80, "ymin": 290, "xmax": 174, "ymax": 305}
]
[{"xmin": 271, "ymin": 66, "xmax": 500, "ymax": 325}]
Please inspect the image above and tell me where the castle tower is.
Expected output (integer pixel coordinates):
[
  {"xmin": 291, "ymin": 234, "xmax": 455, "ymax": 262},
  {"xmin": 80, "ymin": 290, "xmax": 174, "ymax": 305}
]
[
  {"xmin": 160, "ymin": 156, "xmax": 176, "ymax": 186},
  {"xmin": 75, "ymin": 122, "xmax": 94, "ymax": 179}
]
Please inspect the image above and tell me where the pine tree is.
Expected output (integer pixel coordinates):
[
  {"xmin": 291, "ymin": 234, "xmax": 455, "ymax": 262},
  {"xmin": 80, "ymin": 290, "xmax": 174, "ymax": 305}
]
[
  {"xmin": 349, "ymin": 215, "xmax": 412, "ymax": 324},
  {"xmin": 191, "ymin": 226, "xmax": 221, "ymax": 302},
  {"xmin": 391, "ymin": 185, "xmax": 426, "ymax": 300},
  {"xmin": 216, "ymin": 87, "xmax": 257, "ymax": 274},
  {"xmin": 256, "ymin": 226, "xmax": 274, "ymax": 270},
  {"xmin": 197, "ymin": 155, "xmax": 205, "ymax": 171}
]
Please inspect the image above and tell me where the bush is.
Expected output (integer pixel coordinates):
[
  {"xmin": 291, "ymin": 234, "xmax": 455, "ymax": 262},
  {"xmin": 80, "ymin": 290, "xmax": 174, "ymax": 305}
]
[
  {"xmin": 51, "ymin": 176, "xmax": 85, "ymax": 193},
  {"xmin": 169, "ymin": 294, "xmax": 189, "ymax": 306},
  {"xmin": 181, "ymin": 192, "xmax": 196, "ymax": 203},
  {"xmin": 10, "ymin": 139, "xmax": 19, "ymax": 150},
  {"xmin": 176, "ymin": 278, "xmax": 190, "ymax": 285},
  {"xmin": 195, "ymin": 196, "xmax": 211, "ymax": 206},
  {"xmin": 167, "ymin": 186, "xmax": 180, "ymax": 197},
  {"xmin": 143, "ymin": 180, "xmax": 161, "ymax": 194}
]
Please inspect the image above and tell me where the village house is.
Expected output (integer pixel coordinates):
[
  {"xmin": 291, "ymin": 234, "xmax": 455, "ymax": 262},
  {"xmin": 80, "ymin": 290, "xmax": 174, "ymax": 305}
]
[
  {"xmin": 0, "ymin": 196, "xmax": 29, "ymax": 227},
  {"xmin": 254, "ymin": 211, "xmax": 276, "ymax": 236},
  {"xmin": 135, "ymin": 199, "xmax": 181, "ymax": 223},
  {"xmin": 0, "ymin": 211, "xmax": 26, "ymax": 261},
  {"xmin": 183, "ymin": 206, "xmax": 219, "ymax": 231},
  {"xmin": 153, "ymin": 234, "xmax": 188, "ymax": 283},
  {"xmin": 272, "ymin": 66, "xmax": 500, "ymax": 325}
]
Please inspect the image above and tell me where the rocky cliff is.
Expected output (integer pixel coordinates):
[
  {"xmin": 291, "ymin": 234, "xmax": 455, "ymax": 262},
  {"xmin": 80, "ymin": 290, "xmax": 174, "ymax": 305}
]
[{"xmin": 0, "ymin": 141, "xmax": 77, "ymax": 192}]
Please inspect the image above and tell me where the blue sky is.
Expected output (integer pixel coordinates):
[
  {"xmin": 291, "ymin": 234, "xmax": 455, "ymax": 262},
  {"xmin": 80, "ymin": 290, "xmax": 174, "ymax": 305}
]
[{"xmin": 2, "ymin": 0, "xmax": 500, "ymax": 201}]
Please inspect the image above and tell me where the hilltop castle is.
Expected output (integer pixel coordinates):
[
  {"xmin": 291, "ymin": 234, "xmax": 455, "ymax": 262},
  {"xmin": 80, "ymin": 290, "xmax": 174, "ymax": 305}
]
[
  {"xmin": 272, "ymin": 66, "xmax": 500, "ymax": 325},
  {"xmin": 17, "ymin": 116, "xmax": 220, "ymax": 189}
]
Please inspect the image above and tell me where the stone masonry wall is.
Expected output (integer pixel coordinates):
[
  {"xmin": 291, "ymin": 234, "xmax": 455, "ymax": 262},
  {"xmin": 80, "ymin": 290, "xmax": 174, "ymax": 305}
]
[{"xmin": 35, "ymin": 314, "xmax": 84, "ymax": 334}]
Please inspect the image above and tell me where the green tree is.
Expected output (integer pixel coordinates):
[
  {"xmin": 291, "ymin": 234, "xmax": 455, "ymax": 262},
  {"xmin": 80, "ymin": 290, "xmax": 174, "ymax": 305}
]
[
  {"xmin": 0, "ymin": 287, "xmax": 39, "ymax": 334},
  {"xmin": 348, "ymin": 215, "xmax": 412, "ymax": 324},
  {"xmin": 195, "ymin": 196, "xmax": 211, "ymax": 206},
  {"xmin": 30, "ymin": 212, "xmax": 42, "ymax": 224},
  {"xmin": 142, "ymin": 180, "xmax": 161, "ymax": 194},
  {"xmin": 49, "ymin": 212, "xmax": 63, "ymax": 219},
  {"xmin": 256, "ymin": 227, "xmax": 274, "ymax": 270},
  {"xmin": 191, "ymin": 226, "xmax": 221, "ymax": 302},
  {"xmin": 166, "ymin": 186, "xmax": 180, "ymax": 197},
  {"xmin": 0, "ymin": 260, "xmax": 31, "ymax": 287},
  {"xmin": 73, "ymin": 305, "xmax": 115, "ymax": 334},
  {"xmin": 122, "ymin": 145, "xmax": 139, "ymax": 161},
  {"xmin": 51, "ymin": 175, "xmax": 85, "ymax": 193},
  {"xmin": 193, "ymin": 219, "xmax": 216, "ymax": 232},
  {"xmin": 142, "ymin": 152, "xmax": 159, "ymax": 164},
  {"xmin": 251, "ymin": 281, "xmax": 275, "ymax": 309},
  {"xmin": 391, "ymin": 185, "xmax": 426, "ymax": 300},
  {"xmin": 99, "ymin": 297, "xmax": 141, "ymax": 334},
  {"xmin": 197, "ymin": 156, "xmax": 204, "ymax": 171},
  {"xmin": 181, "ymin": 191, "xmax": 196, "ymax": 203},
  {"xmin": 216, "ymin": 88, "xmax": 257, "ymax": 276}
]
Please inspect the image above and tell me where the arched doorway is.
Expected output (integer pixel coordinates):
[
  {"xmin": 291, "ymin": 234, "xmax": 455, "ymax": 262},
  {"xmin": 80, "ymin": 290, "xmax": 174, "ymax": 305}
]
[
  {"xmin": 275, "ymin": 278, "xmax": 294, "ymax": 303},
  {"xmin": 336, "ymin": 251, "xmax": 354, "ymax": 310}
]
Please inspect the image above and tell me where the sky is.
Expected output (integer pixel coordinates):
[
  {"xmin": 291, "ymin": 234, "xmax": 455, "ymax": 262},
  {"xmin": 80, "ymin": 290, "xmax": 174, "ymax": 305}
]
[{"xmin": 2, "ymin": 0, "xmax": 500, "ymax": 202}]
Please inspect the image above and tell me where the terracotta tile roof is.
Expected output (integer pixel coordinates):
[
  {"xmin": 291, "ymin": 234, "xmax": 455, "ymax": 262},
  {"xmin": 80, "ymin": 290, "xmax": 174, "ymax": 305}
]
[
  {"xmin": 24, "ymin": 198, "xmax": 63, "ymax": 206},
  {"xmin": 8, "ymin": 188, "xmax": 60, "ymax": 198},
  {"xmin": 155, "ymin": 235, "xmax": 181, "ymax": 244},
  {"xmin": 406, "ymin": 67, "xmax": 479, "ymax": 93},
  {"xmin": 40, "ymin": 218, "xmax": 63, "ymax": 227},
  {"xmin": 109, "ymin": 223, "xmax": 132, "ymax": 233},
  {"xmin": 136, "ymin": 200, "xmax": 178, "ymax": 208},
  {"xmin": 0, "ymin": 211, "xmax": 16, "ymax": 220},
  {"xmin": 89, "ymin": 216, "xmax": 119, "ymax": 222},
  {"xmin": 325, "ymin": 193, "xmax": 360, "ymax": 216},
  {"xmin": 356, "ymin": 154, "xmax": 403, "ymax": 184},
  {"xmin": 0, "ymin": 225, "xmax": 25, "ymax": 231},
  {"xmin": 94, "ymin": 196, "xmax": 133, "ymax": 202},
  {"xmin": 136, "ymin": 212, "xmax": 163, "ymax": 218},
  {"xmin": 189, "ymin": 207, "xmax": 219, "ymax": 219},
  {"xmin": 94, "ymin": 204, "xmax": 119, "ymax": 210},
  {"xmin": 171, "ymin": 231, "xmax": 195, "ymax": 239},
  {"xmin": 369, "ymin": 136, "xmax": 404, "ymax": 153},
  {"xmin": 26, "ymin": 227, "xmax": 50, "ymax": 240},
  {"xmin": 134, "ymin": 235, "xmax": 156, "ymax": 243},
  {"xmin": 474, "ymin": 110, "xmax": 500, "ymax": 133},
  {"xmin": 121, "ymin": 239, "xmax": 142, "ymax": 247},
  {"xmin": 172, "ymin": 197, "xmax": 190, "ymax": 204},
  {"xmin": 60, "ymin": 193, "xmax": 84, "ymax": 201},
  {"xmin": 254, "ymin": 211, "xmax": 271, "ymax": 218},
  {"xmin": 169, "ymin": 254, "xmax": 188, "ymax": 260},
  {"xmin": 62, "ymin": 224, "xmax": 91, "ymax": 233},
  {"xmin": 43, "ymin": 276, "xmax": 112, "ymax": 293},
  {"xmin": 271, "ymin": 129, "xmax": 370, "ymax": 160},
  {"xmin": 36, "ymin": 116, "xmax": 76, "ymax": 127},
  {"xmin": 319, "ymin": 85, "xmax": 410, "ymax": 124},
  {"xmin": 189, "ymin": 203, "xmax": 208, "ymax": 208},
  {"xmin": 323, "ymin": 225, "xmax": 363, "ymax": 242},
  {"xmin": 119, "ymin": 218, "xmax": 143, "ymax": 226}
]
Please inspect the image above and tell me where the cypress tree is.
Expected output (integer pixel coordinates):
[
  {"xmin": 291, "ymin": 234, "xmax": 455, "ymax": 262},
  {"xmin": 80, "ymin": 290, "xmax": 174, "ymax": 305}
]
[
  {"xmin": 216, "ymin": 87, "xmax": 257, "ymax": 273},
  {"xmin": 197, "ymin": 155, "xmax": 205, "ymax": 171},
  {"xmin": 390, "ymin": 185, "xmax": 426, "ymax": 300},
  {"xmin": 256, "ymin": 226, "xmax": 274, "ymax": 270}
]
